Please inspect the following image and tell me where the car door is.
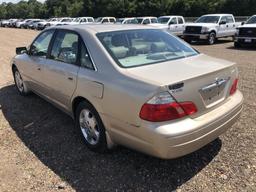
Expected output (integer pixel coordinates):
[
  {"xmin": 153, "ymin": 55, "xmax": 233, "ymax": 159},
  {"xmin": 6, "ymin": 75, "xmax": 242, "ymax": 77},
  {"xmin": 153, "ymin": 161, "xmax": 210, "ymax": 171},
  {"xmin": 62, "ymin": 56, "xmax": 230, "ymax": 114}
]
[
  {"xmin": 168, "ymin": 17, "xmax": 178, "ymax": 34},
  {"xmin": 40, "ymin": 30, "xmax": 80, "ymax": 110},
  {"xmin": 177, "ymin": 17, "xmax": 185, "ymax": 35},
  {"xmin": 21, "ymin": 29, "xmax": 55, "ymax": 93},
  {"xmin": 219, "ymin": 16, "xmax": 228, "ymax": 37},
  {"xmin": 226, "ymin": 16, "xmax": 236, "ymax": 36}
]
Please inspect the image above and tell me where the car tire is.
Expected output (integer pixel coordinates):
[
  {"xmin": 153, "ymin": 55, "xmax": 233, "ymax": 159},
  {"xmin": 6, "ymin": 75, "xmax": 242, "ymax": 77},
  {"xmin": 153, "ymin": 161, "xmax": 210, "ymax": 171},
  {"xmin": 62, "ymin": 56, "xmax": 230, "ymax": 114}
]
[
  {"xmin": 234, "ymin": 42, "xmax": 241, "ymax": 48},
  {"xmin": 75, "ymin": 101, "xmax": 108, "ymax": 153},
  {"xmin": 208, "ymin": 32, "xmax": 216, "ymax": 45},
  {"xmin": 184, "ymin": 37, "xmax": 192, "ymax": 44},
  {"xmin": 13, "ymin": 67, "xmax": 29, "ymax": 96}
]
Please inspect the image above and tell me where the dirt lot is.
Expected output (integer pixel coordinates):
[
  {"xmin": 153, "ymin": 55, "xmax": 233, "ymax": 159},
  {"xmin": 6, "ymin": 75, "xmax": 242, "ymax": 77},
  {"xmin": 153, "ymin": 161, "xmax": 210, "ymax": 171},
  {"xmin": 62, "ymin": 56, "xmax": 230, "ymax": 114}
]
[{"xmin": 0, "ymin": 28, "xmax": 255, "ymax": 192}]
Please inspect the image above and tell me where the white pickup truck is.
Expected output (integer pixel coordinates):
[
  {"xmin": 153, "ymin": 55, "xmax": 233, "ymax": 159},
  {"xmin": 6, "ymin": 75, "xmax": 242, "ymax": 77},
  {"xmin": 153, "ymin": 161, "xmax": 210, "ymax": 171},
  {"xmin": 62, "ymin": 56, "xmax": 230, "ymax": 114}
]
[
  {"xmin": 234, "ymin": 15, "xmax": 256, "ymax": 47},
  {"xmin": 149, "ymin": 16, "xmax": 185, "ymax": 36},
  {"xmin": 184, "ymin": 14, "xmax": 240, "ymax": 45}
]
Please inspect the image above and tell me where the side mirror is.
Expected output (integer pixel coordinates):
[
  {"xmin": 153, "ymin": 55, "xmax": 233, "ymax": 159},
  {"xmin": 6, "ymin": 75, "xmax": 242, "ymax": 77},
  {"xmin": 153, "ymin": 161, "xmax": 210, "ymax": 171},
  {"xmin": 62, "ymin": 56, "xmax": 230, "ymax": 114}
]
[
  {"xmin": 241, "ymin": 21, "xmax": 245, "ymax": 25},
  {"xmin": 219, "ymin": 21, "xmax": 226, "ymax": 25},
  {"xmin": 16, "ymin": 47, "xmax": 27, "ymax": 55}
]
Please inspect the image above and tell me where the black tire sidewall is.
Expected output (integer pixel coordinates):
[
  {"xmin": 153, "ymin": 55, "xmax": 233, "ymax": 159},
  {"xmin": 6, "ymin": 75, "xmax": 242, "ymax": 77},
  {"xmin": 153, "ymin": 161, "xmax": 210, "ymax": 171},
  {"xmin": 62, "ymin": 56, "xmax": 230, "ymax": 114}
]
[
  {"xmin": 75, "ymin": 101, "xmax": 108, "ymax": 153},
  {"xmin": 13, "ymin": 68, "xmax": 27, "ymax": 96}
]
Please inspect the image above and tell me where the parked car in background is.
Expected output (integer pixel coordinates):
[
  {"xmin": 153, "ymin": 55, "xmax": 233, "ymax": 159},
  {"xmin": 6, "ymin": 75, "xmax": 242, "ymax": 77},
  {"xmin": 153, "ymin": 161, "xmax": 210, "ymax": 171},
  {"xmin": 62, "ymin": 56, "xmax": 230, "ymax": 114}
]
[
  {"xmin": 184, "ymin": 14, "xmax": 239, "ymax": 45},
  {"xmin": 27, "ymin": 19, "xmax": 43, "ymax": 29},
  {"xmin": 8, "ymin": 19, "xmax": 18, "ymax": 27},
  {"xmin": 70, "ymin": 17, "xmax": 94, "ymax": 25},
  {"xmin": 95, "ymin": 17, "xmax": 116, "ymax": 24},
  {"xmin": 12, "ymin": 24, "xmax": 243, "ymax": 159},
  {"xmin": 37, "ymin": 18, "xmax": 58, "ymax": 30},
  {"xmin": 16, "ymin": 19, "xmax": 29, "ymax": 28},
  {"xmin": 116, "ymin": 17, "xmax": 138, "ymax": 24},
  {"xmin": 137, "ymin": 16, "xmax": 158, "ymax": 25},
  {"xmin": 234, "ymin": 15, "xmax": 256, "ymax": 47},
  {"xmin": 0, "ymin": 19, "xmax": 10, "ymax": 27},
  {"xmin": 22, "ymin": 19, "xmax": 39, "ymax": 29},
  {"xmin": 150, "ymin": 15, "xmax": 185, "ymax": 36}
]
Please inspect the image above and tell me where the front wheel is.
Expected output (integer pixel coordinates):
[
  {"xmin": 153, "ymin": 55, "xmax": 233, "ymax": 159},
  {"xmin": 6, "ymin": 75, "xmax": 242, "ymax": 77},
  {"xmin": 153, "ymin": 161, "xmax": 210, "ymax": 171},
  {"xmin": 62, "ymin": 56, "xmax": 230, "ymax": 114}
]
[
  {"xmin": 13, "ymin": 67, "xmax": 29, "ymax": 96},
  {"xmin": 75, "ymin": 101, "xmax": 108, "ymax": 153},
  {"xmin": 208, "ymin": 32, "xmax": 216, "ymax": 45}
]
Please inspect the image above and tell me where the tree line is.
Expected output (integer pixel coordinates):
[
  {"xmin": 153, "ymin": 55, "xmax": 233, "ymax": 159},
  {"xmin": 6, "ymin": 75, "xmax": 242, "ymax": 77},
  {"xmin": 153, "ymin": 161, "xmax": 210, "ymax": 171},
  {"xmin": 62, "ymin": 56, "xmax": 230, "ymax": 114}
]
[{"xmin": 0, "ymin": 0, "xmax": 255, "ymax": 19}]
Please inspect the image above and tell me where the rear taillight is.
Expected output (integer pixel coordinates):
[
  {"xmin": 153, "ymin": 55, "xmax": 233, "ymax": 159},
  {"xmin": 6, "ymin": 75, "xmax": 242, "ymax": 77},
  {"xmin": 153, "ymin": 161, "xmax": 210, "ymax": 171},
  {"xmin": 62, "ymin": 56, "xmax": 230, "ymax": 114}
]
[
  {"xmin": 139, "ymin": 92, "xmax": 197, "ymax": 122},
  {"xmin": 230, "ymin": 78, "xmax": 238, "ymax": 95}
]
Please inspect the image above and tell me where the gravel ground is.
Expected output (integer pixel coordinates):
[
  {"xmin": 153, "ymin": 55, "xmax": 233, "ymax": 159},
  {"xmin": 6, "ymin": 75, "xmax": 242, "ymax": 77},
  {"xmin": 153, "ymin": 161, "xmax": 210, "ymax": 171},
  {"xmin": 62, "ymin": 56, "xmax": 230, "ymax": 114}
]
[{"xmin": 0, "ymin": 28, "xmax": 255, "ymax": 192}]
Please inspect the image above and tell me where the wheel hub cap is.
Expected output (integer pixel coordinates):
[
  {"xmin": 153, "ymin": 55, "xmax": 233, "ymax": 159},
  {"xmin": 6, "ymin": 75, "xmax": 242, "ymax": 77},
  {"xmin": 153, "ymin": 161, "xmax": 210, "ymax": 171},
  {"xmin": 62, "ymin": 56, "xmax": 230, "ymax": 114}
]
[{"xmin": 79, "ymin": 109, "xmax": 99, "ymax": 145}]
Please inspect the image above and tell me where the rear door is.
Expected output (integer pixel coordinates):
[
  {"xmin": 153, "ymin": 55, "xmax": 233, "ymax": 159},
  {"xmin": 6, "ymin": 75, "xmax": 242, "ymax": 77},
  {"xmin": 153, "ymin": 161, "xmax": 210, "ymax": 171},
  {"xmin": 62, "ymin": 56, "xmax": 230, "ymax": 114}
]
[
  {"xmin": 40, "ymin": 30, "xmax": 80, "ymax": 110},
  {"xmin": 226, "ymin": 16, "xmax": 236, "ymax": 36},
  {"xmin": 177, "ymin": 17, "xmax": 185, "ymax": 35}
]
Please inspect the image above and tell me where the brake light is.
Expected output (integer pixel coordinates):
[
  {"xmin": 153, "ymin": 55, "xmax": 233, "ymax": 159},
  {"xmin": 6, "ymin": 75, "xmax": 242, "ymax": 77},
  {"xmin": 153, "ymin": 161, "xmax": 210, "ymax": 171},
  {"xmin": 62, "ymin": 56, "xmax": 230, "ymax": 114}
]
[
  {"xmin": 230, "ymin": 78, "xmax": 238, "ymax": 95},
  {"xmin": 139, "ymin": 92, "xmax": 197, "ymax": 122}
]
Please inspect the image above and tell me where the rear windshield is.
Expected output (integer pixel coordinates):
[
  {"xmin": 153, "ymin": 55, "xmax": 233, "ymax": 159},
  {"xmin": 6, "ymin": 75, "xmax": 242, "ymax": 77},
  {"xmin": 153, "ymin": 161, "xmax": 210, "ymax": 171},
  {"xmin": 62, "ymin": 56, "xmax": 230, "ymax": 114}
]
[{"xmin": 97, "ymin": 29, "xmax": 198, "ymax": 68}]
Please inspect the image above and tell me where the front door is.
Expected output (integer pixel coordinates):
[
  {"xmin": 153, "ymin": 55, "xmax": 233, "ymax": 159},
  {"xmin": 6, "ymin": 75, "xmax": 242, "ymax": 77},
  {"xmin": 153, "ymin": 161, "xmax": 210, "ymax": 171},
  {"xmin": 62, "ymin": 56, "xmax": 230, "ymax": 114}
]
[
  {"xmin": 41, "ymin": 30, "xmax": 80, "ymax": 110},
  {"xmin": 23, "ymin": 29, "xmax": 55, "ymax": 93}
]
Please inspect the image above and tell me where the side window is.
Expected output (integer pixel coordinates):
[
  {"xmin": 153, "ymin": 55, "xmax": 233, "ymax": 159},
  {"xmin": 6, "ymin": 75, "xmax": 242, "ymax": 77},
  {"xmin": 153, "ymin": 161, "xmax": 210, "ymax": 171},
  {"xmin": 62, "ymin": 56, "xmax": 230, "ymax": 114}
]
[
  {"xmin": 109, "ymin": 18, "xmax": 115, "ymax": 23},
  {"xmin": 30, "ymin": 30, "xmax": 54, "ymax": 56},
  {"xmin": 169, "ymin": 17, "xmax": 177, "ymax": 25},
  {"xmin": 102, "ymin": 18, "xmax": 108, "ymax": 23},
  {"xmin": 50, "ymin": 31, "xmax": 79, "ymax": 65},
  {"xmin": 88, "ymin": 18, "xmax": 94, "ymax": 22},
  {"xmin": 220, "ymin": 16, "xmax": 227, "ymax": 23},
  {"xmin": 178, "ymin": 17, "xmax": 184, "ymax": 24},
  {"xmin": 143, "ymin": 19, "xmax": 150, "ymax": 24},
  {"xmin": 150, "ymin": 18, "xmax": 158, "ymax": 23},
  {"xmin": 227, "ymin": 16, "xmax": 234, "ymax": 23},
  {"xmin": 80, "ymin": 43, "xmax": 94, "ymax": 70}
]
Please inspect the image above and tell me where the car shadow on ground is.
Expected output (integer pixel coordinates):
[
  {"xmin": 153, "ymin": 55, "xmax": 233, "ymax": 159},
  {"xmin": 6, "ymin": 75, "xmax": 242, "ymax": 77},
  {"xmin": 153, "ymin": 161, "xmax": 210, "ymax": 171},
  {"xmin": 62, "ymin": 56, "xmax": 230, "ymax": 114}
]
[
  {"xmin": 0, "ymin": 85, "xmax": 222, "ymax": 191},
  {"xmin": 227, "ymin": 45, "xmax": 256, "ymax": 51},
  {"xmin": 189, "ymin": 39, "xmax": 232, "ymax": 46}
]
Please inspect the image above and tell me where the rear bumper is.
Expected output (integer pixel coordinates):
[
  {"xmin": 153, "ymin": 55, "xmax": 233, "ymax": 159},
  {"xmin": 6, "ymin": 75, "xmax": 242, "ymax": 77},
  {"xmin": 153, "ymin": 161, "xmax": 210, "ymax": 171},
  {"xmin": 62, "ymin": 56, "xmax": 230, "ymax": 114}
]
[{"xmin": 138, "ymin": 91, "xmax": 243, "ymax": 159}]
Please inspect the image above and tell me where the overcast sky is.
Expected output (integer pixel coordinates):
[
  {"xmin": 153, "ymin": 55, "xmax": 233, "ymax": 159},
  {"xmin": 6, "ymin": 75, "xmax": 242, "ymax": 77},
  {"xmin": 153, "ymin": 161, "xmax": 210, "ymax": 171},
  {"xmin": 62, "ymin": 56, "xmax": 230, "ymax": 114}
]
[{"xmin": 0, "ymin": 0, "xmax": 45, "ymax": 3}]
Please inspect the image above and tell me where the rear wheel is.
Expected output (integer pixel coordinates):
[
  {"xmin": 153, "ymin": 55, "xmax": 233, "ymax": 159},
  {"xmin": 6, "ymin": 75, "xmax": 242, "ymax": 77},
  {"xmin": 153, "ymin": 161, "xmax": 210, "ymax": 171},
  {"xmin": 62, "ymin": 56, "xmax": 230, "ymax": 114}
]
[
  {"xmin": 234, "ymin": 42, "xmax": 241, "ymax": 48},
  {"xmin": 208, "ymin": 32, "xmax": 216, "ymax": 45},
  {"xmin": 13, "ymin": 67, "xmax": 29, "ymax": 96},
  {"xmin": 75, "ymin": 101, "xmax": 108, "ymax": 153}
]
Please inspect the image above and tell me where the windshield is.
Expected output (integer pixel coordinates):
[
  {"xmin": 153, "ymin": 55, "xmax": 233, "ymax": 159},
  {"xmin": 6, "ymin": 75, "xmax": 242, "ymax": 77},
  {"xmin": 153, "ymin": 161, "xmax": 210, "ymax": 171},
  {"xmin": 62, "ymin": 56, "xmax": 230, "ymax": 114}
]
[
  {"xmin": 116, "ymin": 18, "xmax": 124, "ymax": 23},
  {"xmin": 61, "ymin": 19, "xmax": 72, "ymax": 22},
  {"xmin": 158, "ymin": 17, "xmax": 170, "ymax": 24},
  {"xmin": 196, "ymin": 16, "xmax": 220, "ymax": 24},
  {"xmin": 246, "ymin": 16, "xmax": 256, "ymax": 24},
  {"xmin": 73, "ymin": 18, "xmax": 80, "ymax": 22},
  {"xmin": 97, "ymin": 29, "xmax": 198, "ymax": 68}
]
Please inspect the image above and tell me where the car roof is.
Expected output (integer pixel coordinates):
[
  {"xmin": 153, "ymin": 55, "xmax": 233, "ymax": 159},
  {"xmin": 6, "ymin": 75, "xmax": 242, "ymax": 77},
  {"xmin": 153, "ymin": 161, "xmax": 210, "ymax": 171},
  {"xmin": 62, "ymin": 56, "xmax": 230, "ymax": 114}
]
[
  {"xmin": 203, "ymin": 14, "xmax": 233, "ymax": 16},
  {"xmin": 51, "ymin": 24, "xmax": 156, "ymax": 34}
]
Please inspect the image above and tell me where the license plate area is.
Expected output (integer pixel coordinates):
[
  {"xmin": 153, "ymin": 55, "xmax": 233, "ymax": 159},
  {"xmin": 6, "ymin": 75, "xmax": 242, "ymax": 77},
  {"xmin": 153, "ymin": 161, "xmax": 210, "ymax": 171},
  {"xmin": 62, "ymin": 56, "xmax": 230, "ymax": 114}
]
[
  {"xmin": 199, "ymin": 78, "xmax": 229, "ymax": 107},
  {"xmin": 244, "ymin": 38, "xmax": 252, "ymax": 43}
]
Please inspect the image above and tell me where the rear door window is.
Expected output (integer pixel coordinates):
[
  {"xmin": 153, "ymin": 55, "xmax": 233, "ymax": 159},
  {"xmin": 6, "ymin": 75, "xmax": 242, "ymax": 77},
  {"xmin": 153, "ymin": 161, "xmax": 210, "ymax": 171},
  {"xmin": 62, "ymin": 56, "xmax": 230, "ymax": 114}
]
[
  {"xmin": 50, "ymin": 31, "xmax": 79, "ymax": 65},
  {"xmin": 178, "ymin": 17, "xmax": 184, "ymax": 24}
]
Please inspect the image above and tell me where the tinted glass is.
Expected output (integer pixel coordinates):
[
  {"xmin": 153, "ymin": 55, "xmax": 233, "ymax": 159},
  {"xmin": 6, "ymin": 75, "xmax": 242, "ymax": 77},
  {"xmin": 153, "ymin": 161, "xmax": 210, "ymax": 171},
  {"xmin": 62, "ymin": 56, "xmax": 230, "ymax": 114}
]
[
  {"xmin": 196, "ymin": 16, "xmax": 220, "ymax": 23},
  {"xmin": 50, "ymin": 31, "xmax": 79, "ymax": 64},
  {"xmin": 178, "ymin": 17, "xmax": 184, "ymax": 24},
  {"xmin": 247, "ymin": 16, "xmax": 256, "ymax": 24},
  {"xmin": 143, "ymin": 19, "xmax": 150, "ymax": 24},
  {"xmin": 109, "ymin": 18, "xmax": 115, "ymax": 22},
  {"xmin": 30, "ymin": 30, "xmax": 54, "ymax": 56},
  {"xmin": 170, "ymin": 17, "xmax": 177, "ymax": 24},
  {"xmin": 158, "ymin": 17, "xmax": 170, "ymax": 24},
  {"xmin": 150, "ymin": 18, "xmax": 158, "ymax": 23},
  {"xmin": 227, "ymin": 16, "xmax": 234, "ymax": 23},
  {"xmin": 97, "ymin": 29, "xmax": 198, "ymax": 68}
]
